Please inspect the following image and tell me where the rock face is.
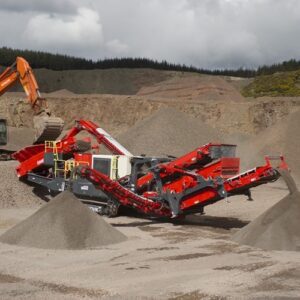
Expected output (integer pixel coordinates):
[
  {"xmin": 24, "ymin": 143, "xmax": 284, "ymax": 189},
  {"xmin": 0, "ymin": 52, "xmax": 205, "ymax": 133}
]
[
  {"xmin": 137, "ymin": 74, "xmax": 246, "ymax": 102},
  {"xmin": 117, "ymin": 107, "xmax": 222, "ymax": 157},
  {"xmin": 0, "ymin": 191, "xmax": 127, "ymax": 249},
  {"xmin": 232, "ymin": 170, "xmax": 300, "ymax": 251}
]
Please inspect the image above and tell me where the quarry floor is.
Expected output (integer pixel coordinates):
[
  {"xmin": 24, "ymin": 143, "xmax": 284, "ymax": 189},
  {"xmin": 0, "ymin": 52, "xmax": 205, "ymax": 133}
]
[{"xmin": 0, "ymin": 180, "xmax": 300, "ymax": 300}]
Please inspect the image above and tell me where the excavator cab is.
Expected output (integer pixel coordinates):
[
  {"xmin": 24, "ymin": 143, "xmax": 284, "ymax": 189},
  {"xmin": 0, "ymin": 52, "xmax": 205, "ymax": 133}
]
[{"xmin": 0, "ymin": 119, "xmax": 7, "ymax": 146}]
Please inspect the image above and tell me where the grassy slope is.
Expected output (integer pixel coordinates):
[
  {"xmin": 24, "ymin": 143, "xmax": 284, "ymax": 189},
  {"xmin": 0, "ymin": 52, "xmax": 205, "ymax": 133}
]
[
  {"xmin": 9, "ymin": 68, "xmax": 175, "ymax": 95},
  {"xmin": 242, "ymin": 70, "xmax": 300, "ymax": 97}
]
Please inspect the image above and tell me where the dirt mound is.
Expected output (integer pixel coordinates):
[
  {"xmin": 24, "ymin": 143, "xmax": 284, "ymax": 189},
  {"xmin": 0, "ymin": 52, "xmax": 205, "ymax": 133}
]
[
  {"xmin": 0, "ymin": 191, "xmax": 127, "ymax": 249},
  {"xmin": 137, "ymin": 74, "xmax": 245, "ymax": 102},
  {"xmin": 239, "ymin": 109, "xmax": 300, "ymax": 178},
  {"xmin": 46, "ymin": 89, "xmax": 75, "ymax": 97},
  {"xmin": 232, "ymin": 170, "xmax": 300, "ymax": 251},
  {"xmin": 117, "ymin": 107, "xmax": 222, "ymax": 156},
  {"xmin": 0, "ymin": 161, "xmax": 43, "ymax": 208}
]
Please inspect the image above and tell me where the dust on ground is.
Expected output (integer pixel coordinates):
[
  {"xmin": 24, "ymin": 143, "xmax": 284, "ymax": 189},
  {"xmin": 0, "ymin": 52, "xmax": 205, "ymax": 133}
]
[{"xmin": 0, "ymin": 183, "xmax": 299, "ymax": 299}]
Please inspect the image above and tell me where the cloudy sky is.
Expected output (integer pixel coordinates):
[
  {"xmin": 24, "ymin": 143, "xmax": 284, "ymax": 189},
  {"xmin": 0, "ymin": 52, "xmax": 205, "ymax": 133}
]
[{"xmin": 0, "ymin": 0, "xmax": 299, "ymax": 69}]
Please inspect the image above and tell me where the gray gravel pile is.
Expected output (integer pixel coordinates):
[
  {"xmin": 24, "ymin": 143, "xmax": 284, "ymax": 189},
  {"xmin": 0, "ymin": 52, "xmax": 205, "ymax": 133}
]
[
  {"xmin": 0, "ymin": 191, "xmax": 127, "ymax": 249},
  {"xmin": 117, "ymin": 107, "xmax": 222, "ymax": 157},
  {"xmin": 241, "ymin": 109, "xmax": 300, "ymax": 180},
  {"xmin": 0, "ymin": 161, "xmax": 43, "ymax": 208},
  {"xmin": 232, "ymin": 170, "xmax": 300, "ymax": 251}
]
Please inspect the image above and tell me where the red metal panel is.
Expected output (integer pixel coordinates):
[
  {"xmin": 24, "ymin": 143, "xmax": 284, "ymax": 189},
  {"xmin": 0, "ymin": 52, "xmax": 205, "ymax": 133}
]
[
  {"xmin": 12, "ymin": 144, "xmax": 44, "ymax": 162},
  {"xmin": 16, "ymin": 151, "xmax": 45, "ymax": 177},
  {"xmin": 136, "ymin": 143, "xmax": 215, "ymax": 190},
  {"xmin": 13, "ymin": 119, "xmax": 130, "ymax": 178},
  {"xmin": 74, "ymin": 153, "xmax": 92, "ymax": 167}
]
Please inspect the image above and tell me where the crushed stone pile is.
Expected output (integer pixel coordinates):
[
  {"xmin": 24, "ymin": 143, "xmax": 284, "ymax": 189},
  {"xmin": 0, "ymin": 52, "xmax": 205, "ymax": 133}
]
[
  {"xmin": 232, "ymin": 170, "xmax": 300, "ymax": 251},
  {"xmin": 0, "ymin": 161, "xmax": 43, "ymax": 208},
  {"xmin": 239, "ymin": 109, "xmax": 300, "ymax": 179},
  {"xmin": 46, "ymin": 89, "xmax": 76, "ymax": 97},
  {"xmin": 117, "ymin": 107, "xmax": 222, "ymax": 157},
  {"xmin": 0, "ymin": 191, "xmax": 127, "ymax": 249}
]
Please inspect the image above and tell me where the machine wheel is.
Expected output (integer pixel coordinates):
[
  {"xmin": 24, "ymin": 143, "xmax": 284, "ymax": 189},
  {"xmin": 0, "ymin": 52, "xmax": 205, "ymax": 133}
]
[
  {"xmin": 170, "ymin": 214, "xmax": 186, "ymax": 224},
  {"xmin": 106, "ymin": 198, "xmax": 120, "ymax": 218}
]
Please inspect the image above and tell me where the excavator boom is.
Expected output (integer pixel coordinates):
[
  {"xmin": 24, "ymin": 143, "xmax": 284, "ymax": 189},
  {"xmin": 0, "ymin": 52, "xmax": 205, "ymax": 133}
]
[
  {"xmin": 0, "ymin": 57, "xmax": 42, "ymax": 109},
  {"xmin": 0, "ymin": 57, "xmax": 64, "ymax": 144}
]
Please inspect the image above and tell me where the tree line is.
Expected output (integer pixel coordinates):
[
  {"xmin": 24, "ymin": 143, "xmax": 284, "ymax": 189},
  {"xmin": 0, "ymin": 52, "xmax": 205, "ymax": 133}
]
[{"xmin": 0, "ymin": 46, "xmax": 299, "ymax": 78}]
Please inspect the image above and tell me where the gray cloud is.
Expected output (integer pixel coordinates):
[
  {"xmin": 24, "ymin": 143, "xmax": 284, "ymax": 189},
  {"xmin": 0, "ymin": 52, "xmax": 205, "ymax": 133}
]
[
  {"xmin": 0, "ymin": 0, "xmax": 77, "ymax": 14},
  {"xmin": 23, "ymin": 7, "xmax": 104, "ymax": 58},
  {"xmin": 0, "ymin": 0, "xmax": 300, "ymax": 69}
]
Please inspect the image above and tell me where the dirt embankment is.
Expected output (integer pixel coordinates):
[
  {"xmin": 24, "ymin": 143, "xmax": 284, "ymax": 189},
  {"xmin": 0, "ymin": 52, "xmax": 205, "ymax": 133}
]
[
  {"xmin": 1, "ymin": 94, "xmax": 300, "ymax": 138},
  {"xmin": 137, "ymin": 73, "xmax": 246, "ymax": 102},
  {"xmin": 2, "ymin": 68, "xmax": 300, "ymax": 137}
]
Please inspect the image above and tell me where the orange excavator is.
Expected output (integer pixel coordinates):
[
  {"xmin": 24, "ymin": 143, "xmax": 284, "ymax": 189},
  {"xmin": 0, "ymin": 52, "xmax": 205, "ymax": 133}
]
[{"xmin": 0, "ymin": 57, "xmax": 64, "ymax": 146}]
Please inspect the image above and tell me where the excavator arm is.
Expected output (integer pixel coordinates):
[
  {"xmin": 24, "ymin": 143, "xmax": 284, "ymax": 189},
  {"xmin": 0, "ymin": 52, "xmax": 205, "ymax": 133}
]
[
  {"xmin": 0, "ymin": 57, "xmax": 45, "ymax": 112},
  {"xmin": 0, "ymin": 57, "xmax": 64, "ymax": 144}
]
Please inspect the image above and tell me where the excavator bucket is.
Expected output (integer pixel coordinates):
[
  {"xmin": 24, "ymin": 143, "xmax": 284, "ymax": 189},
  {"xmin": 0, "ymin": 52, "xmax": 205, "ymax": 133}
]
[{"xmin": 33, "ymin": 114, "xmax": 64, "ymax": 144}]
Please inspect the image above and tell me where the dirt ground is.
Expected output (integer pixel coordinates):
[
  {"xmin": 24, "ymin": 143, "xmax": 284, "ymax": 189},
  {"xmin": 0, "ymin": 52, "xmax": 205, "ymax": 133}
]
[{"xmin": 0, "ymin": 180, "xmax": 300, "ymax": 300}]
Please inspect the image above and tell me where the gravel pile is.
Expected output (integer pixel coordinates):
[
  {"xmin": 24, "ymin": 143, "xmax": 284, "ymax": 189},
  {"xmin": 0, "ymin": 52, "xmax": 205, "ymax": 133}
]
[
  {"xmin": 117, "ymin": 107, "xmax": 222, "ymax": 157},
  {"xmin": 241, "ymin": 109, "xmax": 300, "ymax": 179},
  {"xmin": 46, "ymin": 89, "xmax": 75, "ymax": 97},
  {"xmin": 232, "ymin": 170, "xmax": 300, "ymax": 251},
  {"xmin": 0, "ymin": 161, "xmax": 43, "ymax": 208},
  {"xmin": 0, "ymin": 191, "xmax": 127, "ymax": 249}
]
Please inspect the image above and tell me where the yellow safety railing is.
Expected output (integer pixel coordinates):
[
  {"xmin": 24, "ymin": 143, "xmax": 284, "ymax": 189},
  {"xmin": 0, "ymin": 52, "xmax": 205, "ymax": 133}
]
[
  {"xmin": 45, "ymin": 140, "xmax": 62, "ymax": 161},
  {"xmin": 111, "ymin": 156, "xmax": 118, "ymax": 179},
  {"xmin": 45, "ymin": 140, "xmax": 91, "ymax": 179},
  {"xmin": 57, "ymin": 160, "xmax": 90, "ymax": 179},
  {"xmin": 54, "ymin": 159, "xmax": 65, "ymax": 178}
]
